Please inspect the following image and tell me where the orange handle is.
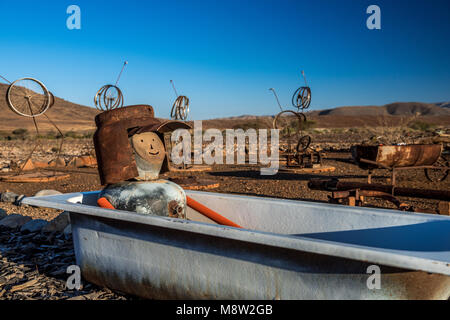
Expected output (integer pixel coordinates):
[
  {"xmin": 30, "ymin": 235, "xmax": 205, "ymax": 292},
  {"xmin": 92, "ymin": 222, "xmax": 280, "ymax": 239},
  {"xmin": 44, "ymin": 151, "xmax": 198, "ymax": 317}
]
[
  {"xmin": 97, "ymin": 195, "xmax": 242, "ymax": 229},
  {"xmin": 186, "ymin": 196, "xmax": 242, "ymax": 228},
  {"xmin": 97, "ymin": 197, "xmax": 116, "ymax": 210}
]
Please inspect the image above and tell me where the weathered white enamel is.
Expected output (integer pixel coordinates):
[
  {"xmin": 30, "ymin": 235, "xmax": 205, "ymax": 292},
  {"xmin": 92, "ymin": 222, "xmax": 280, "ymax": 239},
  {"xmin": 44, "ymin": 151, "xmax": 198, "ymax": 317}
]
[{"xmin": 23, "ymin": 191, "xmax": 450, "ymax": 299}]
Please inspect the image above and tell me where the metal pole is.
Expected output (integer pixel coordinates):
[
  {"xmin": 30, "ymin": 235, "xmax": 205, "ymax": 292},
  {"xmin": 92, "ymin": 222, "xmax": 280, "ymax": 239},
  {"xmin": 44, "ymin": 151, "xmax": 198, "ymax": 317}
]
[{"xmin": 115, "ymin": 61, "xmax": 128, "ymax": 86}]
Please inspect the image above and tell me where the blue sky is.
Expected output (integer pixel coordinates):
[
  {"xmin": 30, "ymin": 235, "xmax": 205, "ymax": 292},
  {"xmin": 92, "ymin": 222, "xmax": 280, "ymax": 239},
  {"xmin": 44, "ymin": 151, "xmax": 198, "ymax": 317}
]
[{"xmin": 0, "ymin": 0, "xmax": 449, "ymax": 119}]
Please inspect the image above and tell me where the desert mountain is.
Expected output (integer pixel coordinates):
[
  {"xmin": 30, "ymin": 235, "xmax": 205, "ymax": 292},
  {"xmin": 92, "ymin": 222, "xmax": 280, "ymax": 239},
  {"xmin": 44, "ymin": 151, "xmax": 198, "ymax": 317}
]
[
  {"xmin": 312, "ymin": 102, "xmax": 450, "ymax": 117},
  {"xmin": 0, "ymin": 82, "xmax": 448, "ymax": 133}
]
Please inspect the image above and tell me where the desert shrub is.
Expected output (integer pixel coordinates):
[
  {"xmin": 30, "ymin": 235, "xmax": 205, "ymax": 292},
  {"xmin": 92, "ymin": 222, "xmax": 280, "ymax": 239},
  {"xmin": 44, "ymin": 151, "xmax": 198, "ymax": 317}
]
[
  {"xmin": 331, "ymin": 128, "xmax": 344, "ymax": 134},
  {"xmin": 11, "ymin": 128, "xmax": 28, "ymax": 140},
  {"xmin": 233, "ymin": 121, "xmax": 267, "ymax": 131},
  {"xmin": 64, "ymin": 131, "xmax": 81, "ymax": 138},
  {"xmin": 300, "ymin": 120, "xmax": 316, "ymax": 131},
  {"xmin": 0, "ymin": 131, "xmax": 9, "ymax": 140},
  {"xmin": 82, "ymin": 132, "xmax": 94, "ymax": 139},
  {"xmin": 408, "ymin": 121, "xmax": 435, "ymax": 131},
  {"xmin": 12, "ymin": 128, "xmax": 28, "ymax": 136}
]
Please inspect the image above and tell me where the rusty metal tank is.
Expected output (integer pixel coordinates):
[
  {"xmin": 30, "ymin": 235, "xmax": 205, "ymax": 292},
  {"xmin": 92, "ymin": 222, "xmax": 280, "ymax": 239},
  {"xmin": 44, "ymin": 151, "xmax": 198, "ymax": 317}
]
[{"xmin": 351, "ymin": 144, "xmax": 443, "ymax": 169}]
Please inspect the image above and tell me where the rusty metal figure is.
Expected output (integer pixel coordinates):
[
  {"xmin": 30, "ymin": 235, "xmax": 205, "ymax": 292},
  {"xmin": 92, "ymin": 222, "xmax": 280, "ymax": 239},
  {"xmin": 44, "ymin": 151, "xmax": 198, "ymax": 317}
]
[
  {"xmin": 94, "ymin": 104, "xmax": 191, "ymax": 218},
  {"xmin": 270, "ymin": 70, "xmax": 319, "ymax": 168}
]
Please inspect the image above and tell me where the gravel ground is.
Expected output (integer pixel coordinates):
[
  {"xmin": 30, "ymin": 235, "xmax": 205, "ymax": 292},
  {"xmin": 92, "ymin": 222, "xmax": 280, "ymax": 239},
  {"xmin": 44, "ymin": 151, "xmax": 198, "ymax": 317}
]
[{"xmin": 0, "ymin": 142, "xmax": 448, "ymax": 299}]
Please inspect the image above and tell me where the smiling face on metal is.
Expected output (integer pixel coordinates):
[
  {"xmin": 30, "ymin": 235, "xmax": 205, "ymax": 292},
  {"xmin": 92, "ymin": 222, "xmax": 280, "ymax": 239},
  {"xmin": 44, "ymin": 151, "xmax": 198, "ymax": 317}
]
[{"xmin": 131, "ymin": 132, "xmax": 166, "ymax": 180}]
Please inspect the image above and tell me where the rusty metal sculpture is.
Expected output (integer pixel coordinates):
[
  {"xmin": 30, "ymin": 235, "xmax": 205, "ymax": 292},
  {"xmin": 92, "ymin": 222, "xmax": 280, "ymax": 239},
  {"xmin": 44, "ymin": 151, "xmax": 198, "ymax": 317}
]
[
  {"xmin": 94, "ymin": 104, "xmax": 191, "ymax": 218},
  {"xmin": 1, "ymin": 74, "xmax": 65, "ymax": 176},
  {"xmin": 94, "ymin": 61, "xmax": 127, "ymax": 111},
  {"xmin": 308, "ymin": 178, "xmax": 450, "ymax": 215},
  {"xmin": 270, "ymin": 70, "xmax": 322, "ymax": 169}
]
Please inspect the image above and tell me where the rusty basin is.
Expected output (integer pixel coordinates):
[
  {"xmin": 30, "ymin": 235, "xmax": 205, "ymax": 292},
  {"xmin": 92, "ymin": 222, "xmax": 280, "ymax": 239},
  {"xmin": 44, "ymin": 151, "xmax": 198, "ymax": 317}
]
[
  {"xmin": 23, "ymin": 191, "xmax": 450, "ymax": 300},
  {"xmin": 351, "ymin": 144, "xmax": 442, "ymax": 169}
]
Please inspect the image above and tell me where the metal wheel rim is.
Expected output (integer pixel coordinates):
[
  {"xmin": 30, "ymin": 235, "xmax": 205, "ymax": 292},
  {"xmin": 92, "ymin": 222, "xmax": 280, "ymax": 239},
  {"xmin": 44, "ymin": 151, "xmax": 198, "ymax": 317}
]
[
  {"xmin": 6, "ymin": 77, "xmax": 50, "ymax": 117},
  {"xmin": 273, "ymin": 110, "xmax": 306, "ymax": 135},
  {"xmin": 94, "ymin": 85, "xmax": 123, "ymax": 111},
  {"xmin": 292, "ymin": 86, "xmax": 311, "ymax": 110},
  {"xmin": 296, "ymin": 135, "xmax": 312, "ymax": 152},
  {"xmin": 171, "ymin": 95, "xmax": 190, "ymax": 120},
  {"xmin": 424, "ymin": 155, "xmax": 449, "ymax": 182}
]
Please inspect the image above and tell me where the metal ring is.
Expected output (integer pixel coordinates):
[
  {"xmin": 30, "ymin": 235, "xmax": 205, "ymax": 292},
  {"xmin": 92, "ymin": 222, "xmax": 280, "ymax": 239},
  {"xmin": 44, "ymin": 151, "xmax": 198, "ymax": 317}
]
[
  {"xmin": 171, "ymin": 95, "xmax": 190, "ymax": 120},
  {"xmin": 296, "ymin": 135, "xmax": 312, "ymax": 152},
  {"xmin": 94, "ymin": 85, "xmax": 124, "ymax": 111},
  {"xmin": 273, "ymin": 110, "xmax": 307, "ymax": 135},
  {"xmin": 6, "ymin": 78, "xmax": 51, "ymax": 117},
  {"xmin": 292, "ymin": 86, "xmax": 311, "ymax": 110}
]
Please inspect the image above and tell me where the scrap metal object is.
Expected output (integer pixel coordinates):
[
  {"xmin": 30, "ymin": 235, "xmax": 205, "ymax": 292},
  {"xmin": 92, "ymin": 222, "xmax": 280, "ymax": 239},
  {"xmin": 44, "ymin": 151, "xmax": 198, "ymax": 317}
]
[
  {"xmin": 351, "ymin": 144, "xmax": 443, "ymax": 169},
  {"xmin": 328, "ymin": 189, "xmax": 414, "ymax": 212},
  {"xmin": 308, "ymin": 178, "xmax": 450, "ymax": 202},
  {"xmin": 351, "ymin": 144, "xmax": 449, "ymax": 185}
]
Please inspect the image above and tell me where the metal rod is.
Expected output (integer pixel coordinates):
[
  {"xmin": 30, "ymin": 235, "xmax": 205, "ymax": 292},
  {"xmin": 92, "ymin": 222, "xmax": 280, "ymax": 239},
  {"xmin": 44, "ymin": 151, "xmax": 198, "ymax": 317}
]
[
  {"xmin": 301, "ymin": 70, "xmax": 308, "ymax": 87},
  {"xmin": 0, "ymin": 74, "xmax": 11, "ymax": 84},
  {"xmin": 170, "ymin": 80, "xmax": 179, "ymax": 98},
  {"xmin": 115, "ymin": 61, "xmax": 128, "ymax": 86},
  {"xmin": 269, "ymin": 88, "xmax": 283, "ymax": 112}
]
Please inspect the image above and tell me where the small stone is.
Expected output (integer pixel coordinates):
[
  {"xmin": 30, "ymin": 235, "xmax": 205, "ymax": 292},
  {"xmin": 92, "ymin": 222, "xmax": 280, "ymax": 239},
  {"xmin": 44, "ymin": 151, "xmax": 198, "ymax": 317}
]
[
  {"xmin": 1, "ymin": 192, "xmax": 19, "ymax": 203},
  {"xmin": 63, "ymin": 224, "xmax": 72, "ymax": 237},
  {"xmin": 20, "ymin": 219, "xmax": 49, "ymax": 233},
  {"xmin": 0, "ymin": 208, "xmax": 7, "ymax": 220},
  {"xmin": 42, "ymin": 212, "xmax": 70, "ymax": 233},
  {"xmin": 34, "ymin": 190, "xmax": 63, "ymax": 197},
  {"xmin": 0, "ymin": 214, "xmax": 32, "ymax": 229}
]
